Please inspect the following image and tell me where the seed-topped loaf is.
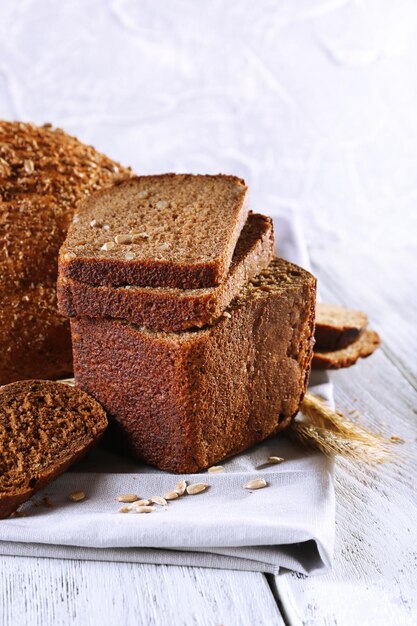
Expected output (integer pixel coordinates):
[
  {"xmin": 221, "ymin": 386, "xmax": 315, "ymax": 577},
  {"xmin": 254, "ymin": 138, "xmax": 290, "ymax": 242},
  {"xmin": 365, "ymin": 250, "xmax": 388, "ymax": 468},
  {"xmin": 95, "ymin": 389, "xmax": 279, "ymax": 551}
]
[
  {"xmin": 59, "ymin": 174, "xmax": 249, "ymax": 289},
  {"xmin": 0, "ymin": 121, "xmax": 131, "ymax": 385},
  {"xmin": 0, "ymin": 380, "xmax": 107, "ymax": 519},
  {"xmin": 315, "ymin": 303, "xmax": 368, "ymax": 350},
  {"xmin": 71, "ymin": 258, "xmax": 316, "ymax": 474},
  {"xmin": 58, "ymin": 213, "xmax": 274, "ymax": 331}
]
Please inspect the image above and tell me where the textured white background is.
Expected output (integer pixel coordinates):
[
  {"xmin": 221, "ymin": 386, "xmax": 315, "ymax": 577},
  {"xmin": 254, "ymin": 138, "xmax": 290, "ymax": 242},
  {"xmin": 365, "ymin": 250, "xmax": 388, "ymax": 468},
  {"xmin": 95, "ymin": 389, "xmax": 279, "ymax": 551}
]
[{"xmin": 1, "ymin": 2, "xmax": 417, "ymax": 625}]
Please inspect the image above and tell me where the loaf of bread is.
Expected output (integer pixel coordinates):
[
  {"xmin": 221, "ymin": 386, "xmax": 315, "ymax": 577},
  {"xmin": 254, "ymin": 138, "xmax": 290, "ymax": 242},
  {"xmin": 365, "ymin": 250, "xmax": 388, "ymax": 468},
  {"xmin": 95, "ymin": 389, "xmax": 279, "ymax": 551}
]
[
  {"xmin": 0, "ymin": 380, "xmax": 107, "ymax": 519},
  {"xmin": 57, "ymin": 213, "xmax": 274, "ymax": 331},
  {"xmin": 59, "ymin": 174, "xmax": 249, "ymax": 289},
  {"xmin": 70, "ymin": 258, "xmax": 316, "ymax": 474},
  {"xmin": 0, "ymin": 121, "xmax": 131, "ymax": 385}
]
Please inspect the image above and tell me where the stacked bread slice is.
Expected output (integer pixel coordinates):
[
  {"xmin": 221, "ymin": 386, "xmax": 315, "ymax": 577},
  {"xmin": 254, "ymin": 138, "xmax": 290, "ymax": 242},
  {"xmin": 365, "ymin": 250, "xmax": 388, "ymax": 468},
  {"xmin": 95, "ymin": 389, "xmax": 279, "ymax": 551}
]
[{"xmin": 58, "ymin": 174, "xmax": 316, "ymax": 473}]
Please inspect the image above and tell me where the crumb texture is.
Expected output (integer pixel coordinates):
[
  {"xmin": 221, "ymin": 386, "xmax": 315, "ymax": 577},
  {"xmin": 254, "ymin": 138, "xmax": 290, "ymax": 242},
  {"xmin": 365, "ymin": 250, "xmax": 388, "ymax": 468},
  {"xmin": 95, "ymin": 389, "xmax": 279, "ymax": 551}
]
[
  {"xmin": 0, "ymin": 380, "xmax": 107, "ymax": 518},
  {"xmin": 60, "ymin": 174, "xmax": 249, "ymax": 288}
]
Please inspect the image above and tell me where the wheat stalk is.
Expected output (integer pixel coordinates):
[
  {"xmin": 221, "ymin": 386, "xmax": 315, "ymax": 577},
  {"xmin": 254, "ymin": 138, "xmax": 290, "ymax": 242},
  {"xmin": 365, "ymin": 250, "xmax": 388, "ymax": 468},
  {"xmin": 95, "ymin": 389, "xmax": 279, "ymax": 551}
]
[{"xmin": 288, "ymin": 393, "xmax": 391, "ymax": 463}]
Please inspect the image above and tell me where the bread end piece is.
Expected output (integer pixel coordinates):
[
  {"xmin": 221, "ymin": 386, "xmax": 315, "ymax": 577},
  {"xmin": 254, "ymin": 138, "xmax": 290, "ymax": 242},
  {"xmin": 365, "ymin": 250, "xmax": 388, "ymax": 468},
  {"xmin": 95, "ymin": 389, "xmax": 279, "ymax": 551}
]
[{"xmin": 312, "ymin": 329, "xmax": 380, "ymax": 370}]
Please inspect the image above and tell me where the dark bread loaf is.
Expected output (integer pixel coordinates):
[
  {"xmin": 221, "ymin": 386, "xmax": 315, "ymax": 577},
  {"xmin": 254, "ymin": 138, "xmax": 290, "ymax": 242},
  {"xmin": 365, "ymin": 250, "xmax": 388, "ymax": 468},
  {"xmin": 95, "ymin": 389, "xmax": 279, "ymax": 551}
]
[
  {"xmin": 312, "ymin": 328, "xmax": 380, "ymax": 370},
  {"xmin": 0, "ymin": 380, "xmax": 107, "ymax": 519},
  {"xmin": 71, "ymin": 258, "xmax": 316, "ymax": 474},
  {"xmin": 0, "ymin": 121, "xmax": 131, "ymax": 385},
  {"xmin": 315, "ymin": 303, "xmax": 368, "ymax": 350},
  {"xmin": 59, "ymin": 174, "xmax": 249, "ymax": 289},
  {"xmin": 57, "ymin": 213, "xmax": 274, "ymax": 331}
]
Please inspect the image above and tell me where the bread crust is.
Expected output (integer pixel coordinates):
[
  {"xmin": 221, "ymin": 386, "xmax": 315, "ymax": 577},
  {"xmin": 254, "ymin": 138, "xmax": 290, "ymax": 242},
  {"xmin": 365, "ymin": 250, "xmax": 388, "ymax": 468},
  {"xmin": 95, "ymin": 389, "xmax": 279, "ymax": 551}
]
[
  {"xmin": 0, "ymin": 121, "xmax": 131, "ymax": 385},
  {"xmin": 312, "ymin": 329, "xmax": 380, "ymax": 369},
  {"xmin": 57, "ymin": 214, "xmax": 274, "ymax": 331},
  {"xmin": 59, "ymin": 174, "xmax": 249, "ymax": 289},
  {"xmin": 71, "ymin": 258, "xmax": 316, "ymax": 473},
  {"xmin": 0, "ymin": 380, "xmax": 108, "ymax": 519},
  {"xmin": 315, "ymin": 303, "xmax": 368, "ymax": 350}
]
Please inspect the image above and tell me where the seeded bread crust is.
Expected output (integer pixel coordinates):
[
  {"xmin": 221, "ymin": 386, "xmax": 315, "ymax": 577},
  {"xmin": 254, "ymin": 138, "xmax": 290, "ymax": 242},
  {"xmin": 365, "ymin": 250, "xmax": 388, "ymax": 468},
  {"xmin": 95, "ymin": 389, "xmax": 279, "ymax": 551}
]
[
  {"xmin": 315, "ymin": 303, "xmax": 368, "ymax": 350},
  {"xmin": 312, "ymin": 329, "xmax": 380, "ymax": 369},
  {"xmin": 71, "ymin": 258, "xmax": 316, "ymax": 474},
  {"xmin": 58, "ymin": 214, "xmax": 274, "ymax": 331},
  {"xmin": 0, "ymin": 121, "xmax": 131, "ymax": 385},
  {"xmin": 0, "ymin": 380, "xmax": 107, "ymax": 519},
  {"xmin": 59, "ymin": 174, "xmax": 249, "ymax": 289}
]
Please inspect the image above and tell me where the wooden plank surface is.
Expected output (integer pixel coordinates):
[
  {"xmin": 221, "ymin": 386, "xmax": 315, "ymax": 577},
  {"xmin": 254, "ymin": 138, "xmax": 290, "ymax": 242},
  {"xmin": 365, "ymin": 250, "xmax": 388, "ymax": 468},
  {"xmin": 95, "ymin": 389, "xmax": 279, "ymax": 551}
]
[
  {"xmin": 275, "ymin": 239, "xmax": 417, "ymax": 626},
  {"xmin": 0, "ymin": 557, "xmax": 284, "ymax": 626}
]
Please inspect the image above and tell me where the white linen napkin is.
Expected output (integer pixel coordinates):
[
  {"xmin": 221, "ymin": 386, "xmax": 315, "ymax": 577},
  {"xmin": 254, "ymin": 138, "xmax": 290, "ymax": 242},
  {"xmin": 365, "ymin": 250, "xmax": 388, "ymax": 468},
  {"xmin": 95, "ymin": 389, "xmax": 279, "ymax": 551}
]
[{"xmin": 0, "ymin": 215, "xmax": 335, "ymax": 575}]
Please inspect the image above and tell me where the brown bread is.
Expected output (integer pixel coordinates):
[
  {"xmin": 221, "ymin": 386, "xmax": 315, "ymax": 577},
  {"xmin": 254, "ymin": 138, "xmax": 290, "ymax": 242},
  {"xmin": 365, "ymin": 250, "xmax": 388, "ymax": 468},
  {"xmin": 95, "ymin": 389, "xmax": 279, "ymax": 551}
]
[
  {"xmin": 59, "ymin": 174, "xmax": 249, "ymax": 289},
  {"xmin": 315, "ymin": 303, "xmax": 368, "ymax": 350},
  {"xmin": 57, "ymin": 213, "xmax": 274, "ymax": 331},
  {"xmin": 0, "ymin": 121, "xmax": 131, "ymax": 385},
  {"xmin": 0, "ymin": 380, "xmax": 107, "ymax": 519},
  {"xmin": 71, "ymin": 258, "xmax": 316, "ymax": 474},
  {"xmin": 312, "ymin": 329, "xmax": 380, "ymax": 369}
]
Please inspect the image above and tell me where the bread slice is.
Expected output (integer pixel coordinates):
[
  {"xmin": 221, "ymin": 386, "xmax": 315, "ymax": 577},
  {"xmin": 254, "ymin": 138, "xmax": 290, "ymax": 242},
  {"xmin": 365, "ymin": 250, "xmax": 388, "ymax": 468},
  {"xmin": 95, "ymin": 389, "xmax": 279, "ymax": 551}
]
[
  {"xmin": 58, "ymin": 213, "xmax": 274, "ymax": 331},
  {"xmin": 0, "ymin": 380, "xmax": 107, "ymax": 519},
  {"xmin": 59, "ymin": 174, "xmax": 249, "ymax": 289},
  {"xmin": 315, "ymin": 303, "xmax": 368, "ymax": 350},
  {"xmin": 0, "ymin": 284, "xmax": 72, "ymax": 386},
  {"xmin": 71, "ymin": 258, "xmax": 316, "ymax": 474},
  {"xmin": 312, "ymin": 329, "xmax": 380, "ymax": 370}
]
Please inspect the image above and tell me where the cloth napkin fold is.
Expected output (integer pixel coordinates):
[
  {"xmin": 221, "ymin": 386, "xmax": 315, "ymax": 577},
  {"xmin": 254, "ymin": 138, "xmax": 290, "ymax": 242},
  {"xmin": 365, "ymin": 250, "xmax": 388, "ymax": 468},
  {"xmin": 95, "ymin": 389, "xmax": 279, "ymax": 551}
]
[{"xmin": 0, "ymin": 214, "xmax": 335, "ymax": 575}]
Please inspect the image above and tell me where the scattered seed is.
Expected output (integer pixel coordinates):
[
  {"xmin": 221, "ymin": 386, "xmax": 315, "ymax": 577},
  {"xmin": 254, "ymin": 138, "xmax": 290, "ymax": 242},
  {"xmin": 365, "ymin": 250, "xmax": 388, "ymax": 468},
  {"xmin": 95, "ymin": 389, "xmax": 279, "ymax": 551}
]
[
  {"xmin": 267, "ymin": 456, "xmax": 284, "ymax": 465},
  {"xmin": 24, "ymin": 159, "xmax": 34, "ymax": 174},
  {"xmin": 101, "ymin": 241, "xmax": 115, "ymax": 251},
  {"xmin": 68, "ymin": 490, "xmax": 86, "ymax": 502},
  {"xmin": 244, "ymin": 479, "xmax": 267, "ymax": 490},
  {"xmin": 164, "ymin": 491, "xmax": 179, "ymax": 501},
  {"xmin": 115, "ymin": 234, "xmax": 133, "ymax": 244},
  {"xmin": 118, "ymin": 505, "xmax": 131, "ymax": 513},
  {"xmin": 175, "ymin": 480, "xmax": 187, "ymax": 495},
  {"xmin": 133, "ymin": 506, "xmax": 154, "ymax": 514},
  {"xmin": 133, "ymin": 499, "xmax": 152, "ymax": 506},
  {"xmin": 151, "ymin": 496, "xmax": 168, "ymax": 506},
  {"xmin": 208, "ymin": 466, "xmax": 225, "ymax": 474},
  {"xmin": 390, "ymin": 435, "xmax": 404, "ymax": 443},
  {"xmin": 125, "ymin": 251, "xmax": 135, "ymax": 260},
  {"xmin": 186, "ymin": 483, "xmax": 209, "ymax": 495},
  {"xmin": 223, "ymin": 311, "xmax": 232, "ymax": 319},
  {"xmin": 116, "ymin": 493, "xmax": 140, "ymax": 503}
]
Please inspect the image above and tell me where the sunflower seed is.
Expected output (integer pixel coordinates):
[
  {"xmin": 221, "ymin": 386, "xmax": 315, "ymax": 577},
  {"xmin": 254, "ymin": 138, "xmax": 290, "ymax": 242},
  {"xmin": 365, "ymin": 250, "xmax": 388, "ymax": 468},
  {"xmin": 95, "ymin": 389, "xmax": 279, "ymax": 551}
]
[
  {"xmin": 116, "ymin": 493, "xmax": 140, "ymax": 503},
  {"xmin": 125, "ymin": 251, "xmax": 135, "ymax": 260},
  {"xmin": 118, "ymin": 505, "xmax": 132, "ymax": 513},
  {"xmin": 151, "ymin": 496, "xmax": 168, "ymax": 506},
  {"xmin": 133, "ymin": 499, "xmax": 152, "ymax": 506},
  {"xmin": 103, "ymin": 224, "xmax": 110, "ymax": 231},
  {"xmin": 137, "ymin": 190, "xmax": 149, "ymax": 199},
  {"xmin": 244, "ymin": 479, "xmax": 267, "ymax": 490},
  {"xmin": 164, "ymin": 491, "xmax": 179, "ymax": 501},
  {"xmin": 133, "ymin": 506, "xmax": 154, "ymax": 514},
  {"xmin": 156, "ymin": 200, "xmax": 168, "ymax": 210},
  {"xmin": 68, "ymin": 490, "xmax": 86, "ymax": 502},
  {"xmin": 63, "ymin": 252, "xmax": 76, "ymax": 261},
  {"xmin": 186, "ymin": 483, "xmax": 209, "ymax": 495},
  {"xmin": 115, "ymin": 234, "xmax": 132, "ymax": 244},
  {"xmin": 101, "ymin": 241, "xmax": 115, "ymax": 251},
  {"xmin": 175, "ymin": 480, "xmax": 187, "ymax": 495},
  {"xmin": 208, "ymin": 466, "xmax": 225, "ymax": 474},
  {"xmin": 267, "ymin": 456, "xmax": 284, "ymax": 464}
]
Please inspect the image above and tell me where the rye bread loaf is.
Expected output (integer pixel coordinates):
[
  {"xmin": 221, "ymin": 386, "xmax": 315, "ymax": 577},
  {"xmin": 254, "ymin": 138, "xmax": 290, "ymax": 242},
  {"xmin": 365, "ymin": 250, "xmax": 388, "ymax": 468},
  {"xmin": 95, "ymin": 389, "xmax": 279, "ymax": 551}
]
[
  {"xmin": 315, "ymin": 303, "xmax": 368, "ymax": 350},
  {"xmin": 0, "ymin": 380, "xmax": 107, "ymax": 519},
  {"xmin": 312, "ymin": 329, "xmax": 380, "ymax": 370},
  {"xmin": 0, "ymin": 121, "xmax": 131, "ymax": 385},
  {"xmin": 58, "ymin": 213, "xmax": 274, "ymax": 331},
  {"xmin": 71, "ymin": 258, "xmax": 316, "ymax": 474},
  {"xmin": 59, "ymin": 174, "xmax": 249, "ymax": 289}
]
